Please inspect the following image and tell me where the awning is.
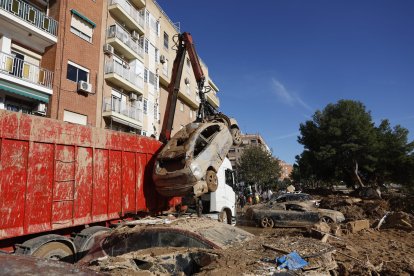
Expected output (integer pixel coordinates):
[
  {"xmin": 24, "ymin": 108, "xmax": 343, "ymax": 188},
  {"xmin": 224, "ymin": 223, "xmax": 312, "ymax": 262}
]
[
  {"xmin": 0, "ymin": 80, "xmax": 49, "ymax": 103},
  {"xmin": 70, "ymin": 9, "xmax": 96, "ymax": 28},
  {"xmin": 110, "ymin": 116, "xmax": 142, "ymax": 130}
]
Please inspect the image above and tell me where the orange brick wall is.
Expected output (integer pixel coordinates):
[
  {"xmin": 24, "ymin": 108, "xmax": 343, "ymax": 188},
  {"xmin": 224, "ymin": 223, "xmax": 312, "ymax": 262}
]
[{"xmin": 48, "ymin": 0, "xmax": 104, "ymax": 126}]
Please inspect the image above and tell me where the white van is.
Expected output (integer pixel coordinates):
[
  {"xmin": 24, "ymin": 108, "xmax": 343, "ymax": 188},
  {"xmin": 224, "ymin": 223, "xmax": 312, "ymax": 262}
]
[{"xmin": 200, "ymin": 158, "xmax": 236, "ymax": 224}]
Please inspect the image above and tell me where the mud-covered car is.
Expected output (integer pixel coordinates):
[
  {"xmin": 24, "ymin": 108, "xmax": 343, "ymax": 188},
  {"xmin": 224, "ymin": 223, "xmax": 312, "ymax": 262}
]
[
  {"xmin": 244, "ymin": 201, "xmax": 345, "ymax": 228},
  {"xmin": 273, "ymin": 193, "xmax": 320, "ymax": 207},
  {"xmin": 153, "ymin": 122, "xmax": 234, "ymax": 197},
  {"xmin": 78, "ymin": 218, "xmax": 253, "ymax": 264}
]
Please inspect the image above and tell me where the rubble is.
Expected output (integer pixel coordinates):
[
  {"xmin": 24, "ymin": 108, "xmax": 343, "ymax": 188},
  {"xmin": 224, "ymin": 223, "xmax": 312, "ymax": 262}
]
[
  {"xmin": 346, "ymin": 219, "xmax": 370, "ymax": 233},
  {"xmin": 383, "ymin": 211, "xmax": 414, "ymax": 230},
  {"xmin": 79, "ymin": 193, "xmax": 414, "ymax": 275}
]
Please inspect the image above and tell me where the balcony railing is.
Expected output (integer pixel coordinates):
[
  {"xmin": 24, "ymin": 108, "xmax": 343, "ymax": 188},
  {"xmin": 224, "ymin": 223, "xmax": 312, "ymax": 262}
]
[
  {"xmin": 0, "ymin": 51, "xmax": 53, "ymax": 89},
  {"xmin": 105, "ymin": 60, "xmax": 144, "ymax": 90},
  {"xmin": 0, "ymin": 0, "xmax": 58, "ymax": 37},
  {"xmin": 103, "ymin": 96, "xmax": 143, "ymax": 123},
  {"xmin": 109, "ymin": 0, "xmax": 145, "ymax": 29},
  {"xmin": 107, "ymin": 24, "xmax": 144, "ymax": 58}
]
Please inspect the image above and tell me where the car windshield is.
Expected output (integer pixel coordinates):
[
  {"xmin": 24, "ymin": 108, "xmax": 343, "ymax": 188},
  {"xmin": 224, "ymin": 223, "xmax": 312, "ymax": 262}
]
[{"xmin": 274, "ymin": 193, "xmax": 312, "ymax": 202}]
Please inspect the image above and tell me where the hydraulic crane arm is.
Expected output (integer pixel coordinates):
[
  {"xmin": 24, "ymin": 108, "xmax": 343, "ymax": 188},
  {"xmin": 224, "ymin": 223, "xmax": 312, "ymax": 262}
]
[{"xmin": 159, "ymin": 32, "xmax": 205, "ymax": 143}]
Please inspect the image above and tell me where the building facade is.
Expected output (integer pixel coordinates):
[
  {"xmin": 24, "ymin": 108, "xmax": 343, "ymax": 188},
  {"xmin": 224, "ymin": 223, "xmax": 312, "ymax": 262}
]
[
  {"xmin": 0, "ymin": 0, "xmax": 58, "ymax": 116},
  {"xmin": 278, "ymin": 159, "xmax": 293, "ymax": 181},
  {"xmin": 228, "ymin": 132, "xmax": 293, "ymax": 181},
  {"xmin": 0, "ymin": 0, "xmax": 219, "ymax": 138},
  {"xmin": 228, "ymin": 133, "xmax": 271, "ymax": 168}
]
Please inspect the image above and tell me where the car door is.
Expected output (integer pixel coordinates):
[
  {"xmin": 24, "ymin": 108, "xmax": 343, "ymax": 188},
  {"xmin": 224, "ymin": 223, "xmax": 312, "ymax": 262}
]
[{"xmin": 282, "ymin": 203, "xmax": 320, "ymax": 226}]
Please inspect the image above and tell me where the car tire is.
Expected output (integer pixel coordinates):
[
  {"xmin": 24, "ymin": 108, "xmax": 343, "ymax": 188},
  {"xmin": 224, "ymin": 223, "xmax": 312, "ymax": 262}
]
[
  {"xmin": 206, "ymin": 170, "xmax": 218, "ymax": 192},
  {"xmin": 231, "ymin": 127, "xmax": 242, "ymax": 146},
  {"xmin": 320, "ymin": 216, "xmax": 334, "ymax": 224},
  {"xmin": 260, "ymin": 217, "xmax": 274, "ymax": 228},
  {"xmin": 32, "ymin": 242, "xmax": 75, "ymax": 263},
  {"xmin": 219, "ymin": 209, "xmax": 232, "ymax": 224}
]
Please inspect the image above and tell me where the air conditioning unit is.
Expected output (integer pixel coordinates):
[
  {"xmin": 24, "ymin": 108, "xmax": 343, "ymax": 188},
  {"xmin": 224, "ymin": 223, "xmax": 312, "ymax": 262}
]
[
  {"xmin": 103, "ymin": 44, "xmax": 114, "ymax": 55},
  {"xmin": 131, "ymin": 30, "xmax": 139, "ymax": 41},
  {"xmin": 77, "ymin": 81, "xmax": 92, "ymax": 93},
  {"xmin": 160, "ymin": 55, "xmax": 166, "ymax": 64},
  {"xmin": 34, "ymin": 103, "xmax": 46, "ymax": 114},
  {"xmin": 130, "ymin": 93, "xmax": 138, "ymax": 101}
]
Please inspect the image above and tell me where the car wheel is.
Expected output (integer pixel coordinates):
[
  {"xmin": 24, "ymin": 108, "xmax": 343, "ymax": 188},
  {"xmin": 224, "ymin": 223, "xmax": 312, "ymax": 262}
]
[
  {"xmin": 231, "ymin": 127, "xmax": 242, "ymax": 146},
  {"xmin": 321, "ymin": 216, "xmax": 334, "ymax": 224},
  {"xmin": 219, "ymin": 209, "xmax": 232, "ymax": 224},
  {"xmin": 260, "ymin": 217, "xmax": 274, "ymax": 228},
  {"xmin": 32, "ymin": 242, "xmax": 75, "ymax": 263},
  {"xmin": 206, "ymin": 170, "xmax": 218, "ymax": 192}
]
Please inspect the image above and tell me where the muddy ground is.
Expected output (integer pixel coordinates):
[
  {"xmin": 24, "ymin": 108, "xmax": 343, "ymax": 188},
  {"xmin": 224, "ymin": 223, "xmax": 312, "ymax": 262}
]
[{"xmin": 85, "ymin": 193, "xmax": 414, "ymax": 275}]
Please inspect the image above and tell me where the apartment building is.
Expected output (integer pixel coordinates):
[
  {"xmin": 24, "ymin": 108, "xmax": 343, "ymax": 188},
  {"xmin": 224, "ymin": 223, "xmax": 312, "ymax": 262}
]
[
  {"xmin": 0, "ymin": 0, "xmax": 58, "ymax": 115},
  {"xmin": 1, "ymin": 0, "xmax": 220, "ymax": 138},
  {"xmin": 278, "ymin": 159, "xmax": 293, "ymax": 181},
  {"xmin": 228, "ymin": 133, "xmax": 271, "ymax": 167},
  {"xmin": 153, "ymin": 1, "xmax": 220, "ymax": 137}
]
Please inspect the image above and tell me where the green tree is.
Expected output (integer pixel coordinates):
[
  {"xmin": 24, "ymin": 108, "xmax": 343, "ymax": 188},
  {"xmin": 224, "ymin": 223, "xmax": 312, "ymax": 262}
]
[
  {"xmin": 296, "ymin": 99, "xmax": 414, "ymax": 188},
  {"xmin": 374, "ymin": 120, "xmax": 414, "ymax": 186},
  {"xmin": 236, "ymin": 145, "xmax": 281, "ymax": 191}
]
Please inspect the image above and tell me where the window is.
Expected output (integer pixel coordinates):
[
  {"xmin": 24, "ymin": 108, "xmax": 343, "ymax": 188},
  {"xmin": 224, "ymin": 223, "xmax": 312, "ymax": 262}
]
[
  {"xmin": 143, "ymin": 99, "xmax": 148, "ymax": 114},
  {"xmin": 67, "ymin": 61, "xmax": 89, "ymax": 83},
  {"xmin": 145, "ymin": 10, "xmax": 150, "ymax": 27},
  {"xmin": 156, "ymin": 20, "xmax": 160, "ymax": 36},
  {"xmin": 162, "ymin": 58, "xmax": 168, "ymax": 76},
  {"xmin": 144, "ymin": 68, "xmax": 148, "ymax": 83},
  {"xmin": 163, "ymin": 32, "xmax": 169, "ymax": 49},
  {"xmin": 189, "ymin": 110, "xmax": 193, "ymax": 119},
  {"xmin": 225, "ymin": 169, "xmax": 234, "ymax": 186},
  {"xmin": 149, "ymin": 71, "xmax": 156, "ymax": 86},
  {"xmin": 70, "ymin": 13, "xmax": 94, "ymax": 42},
  {"xmin": 154, "ymin": 103, "xmax": 158, "ymax": 120},
  {"xmin": 63, "ymin": 110, "xmax": 87, "ymax": 125},
  {"xmin": 155, "ymin": 48, "xmax": 159, "ymax": 63},
  {"xmin": 180, "ymin": 101, "xmax": 184, "ymax": 112},
  {"xmin": 144, "ymin": 39, "xmax": 149, "ymax": 53}
]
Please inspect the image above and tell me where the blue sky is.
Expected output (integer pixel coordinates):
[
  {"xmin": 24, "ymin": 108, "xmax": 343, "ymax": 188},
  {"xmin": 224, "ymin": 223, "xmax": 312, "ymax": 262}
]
[{"xmin": 157, "ymin": 0, "xmax": 414, "ymax": 164}]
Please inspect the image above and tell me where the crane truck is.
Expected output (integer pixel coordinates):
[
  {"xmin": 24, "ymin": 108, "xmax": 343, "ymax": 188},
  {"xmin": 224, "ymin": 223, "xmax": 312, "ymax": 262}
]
[{"xmin": 153, "ymin": 32, "xmax": 241, "ymax": 200}]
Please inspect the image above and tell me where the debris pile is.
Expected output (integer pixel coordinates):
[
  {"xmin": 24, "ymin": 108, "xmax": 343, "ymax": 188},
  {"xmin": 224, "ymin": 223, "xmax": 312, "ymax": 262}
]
[
  {"xmin": 381, "ymin": 211, "xmax": 414, "ymax": 230},
  {"xmin": 81, "ymin": 193, "xmax": 414, "ymax": 275}
]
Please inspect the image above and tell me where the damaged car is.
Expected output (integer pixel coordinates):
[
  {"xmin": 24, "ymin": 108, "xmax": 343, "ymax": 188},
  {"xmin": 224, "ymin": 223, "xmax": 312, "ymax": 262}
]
[
  {"xmin": 153, "ymin": 122, "xmax": 234, "ymax": 197},
  {"xmin": 244, "ymin": 201, "xmax": 345, "ymax": 228},
  {"xmin": 273, "ymin": 192, "xmax": 320, "ymax": 207}
]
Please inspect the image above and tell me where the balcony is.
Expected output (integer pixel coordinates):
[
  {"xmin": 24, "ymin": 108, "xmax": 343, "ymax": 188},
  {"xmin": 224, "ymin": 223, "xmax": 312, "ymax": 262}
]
[
  {"xmin": 206, "ymin": 79, "xmax": 220, "ymax": 108},
  {"xmin": 0, "ymin": 0, "xmax": 58, "ymax": 53},
  {"xmin": 206, "ymin": 90, "xmax": 220, "ymax": 108},
  {"xmin": 106, "ymin": 24, "xmax": 144, "ymax": 61},
  {"xmin": 130, "ymin": 0, "xmax": 145, "ymax": 9},
  {"xmin": 103, "ymin": 96, "xmax": 143, "ymax": 128},
  {"xmin": 104, "ymin": 60, "xmax": 144, "ymax": 94},
  {"xmin": 108, "ymin": 0, "xmax": 145, "ymax": 35},
  {"xmin": 0, "ymin": 51, "xmax": 53, "ymax": 96}
]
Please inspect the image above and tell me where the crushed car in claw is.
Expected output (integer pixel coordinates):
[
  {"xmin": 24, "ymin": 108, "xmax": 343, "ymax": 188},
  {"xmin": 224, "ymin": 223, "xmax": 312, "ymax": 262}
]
[
  {"xmin": 153, "ymin": 122, "xmax": 234, "ymax": 197},
  {"xmin": 244, "ymin": 201, "xmax": 345, "ymax": 228}
]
